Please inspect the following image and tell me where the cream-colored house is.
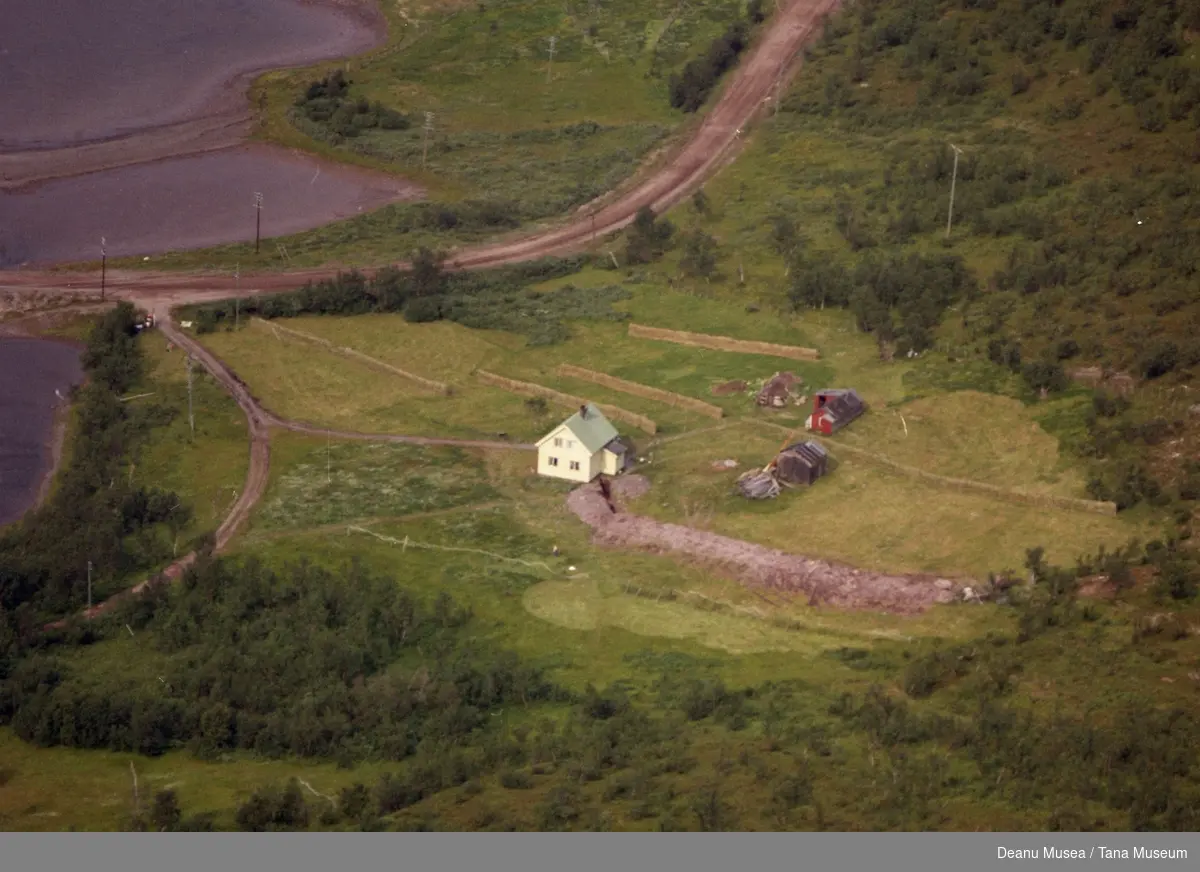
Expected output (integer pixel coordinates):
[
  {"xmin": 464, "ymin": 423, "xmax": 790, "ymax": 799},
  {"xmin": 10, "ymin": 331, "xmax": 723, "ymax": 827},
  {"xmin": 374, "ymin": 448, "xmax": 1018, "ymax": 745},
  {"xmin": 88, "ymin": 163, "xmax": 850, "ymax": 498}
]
[{"xmin": 536, "ymin": 404, "xmax": 630, "ymax": 483}]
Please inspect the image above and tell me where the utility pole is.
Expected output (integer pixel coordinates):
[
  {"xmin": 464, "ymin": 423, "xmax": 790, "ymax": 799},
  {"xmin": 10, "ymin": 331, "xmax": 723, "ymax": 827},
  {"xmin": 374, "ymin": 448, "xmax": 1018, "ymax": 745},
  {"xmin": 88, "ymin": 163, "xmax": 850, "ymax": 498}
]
[
  {"xmin": 254, "ymin": 192, "xmax": 263, "ymax": 254},
  {"xmin": 234, "ymin": 264, "xmax": 240, "ymax": 329},
  {"xmin": 100, "ymin": 237, "xmax": 106, "ymax": 302},
  {"xmin": 87, "ymin": 560, "xmax": 92, "ymax": 611},
  {"xmin": 945, "ymin": 144, "xmax": 963, "ymax": 239},
  {"xmin": 590, "ymin": 208, "xmax": 597, "ymax": 242},
  {"xmin": 327, "ymin": 433, "xmax": 332, "ymax": 485},
  {"xmin": 186, "ymin": 354, "xmax": 195, "ymax": 438},
  {"xmin": 547, "ymin": 36, "xmax": 557, "ymax": 84},
  {"xmin": 422, "ymin": 112, "xmax": 434, "ymax": 169}
]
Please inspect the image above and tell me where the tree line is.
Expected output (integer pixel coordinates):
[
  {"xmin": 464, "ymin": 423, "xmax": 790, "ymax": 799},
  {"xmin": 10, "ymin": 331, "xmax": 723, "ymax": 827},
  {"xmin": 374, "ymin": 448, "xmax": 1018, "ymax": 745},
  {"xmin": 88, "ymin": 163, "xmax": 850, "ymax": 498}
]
[{"xmin": 0, "ymin": 303, "xmax": 191, "ymax": 620}]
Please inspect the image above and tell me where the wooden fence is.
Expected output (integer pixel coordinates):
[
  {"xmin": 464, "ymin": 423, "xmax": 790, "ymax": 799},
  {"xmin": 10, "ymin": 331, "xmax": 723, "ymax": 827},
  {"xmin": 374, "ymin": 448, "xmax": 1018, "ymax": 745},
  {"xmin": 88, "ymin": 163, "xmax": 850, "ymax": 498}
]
[
  {"xmin": 556, "ymin": 363, "xmax": 723, "ymax": 419},
  {"xmin": 254, "ymin": 318, "xmax": 451, "ymax": 395},
  {"xmin": 475, "ymin": 370, "xmax": 657, "ymax": 435},
  {"xmin": 629, "ymin": 323, "xmax": 820, "ymax": 361}
]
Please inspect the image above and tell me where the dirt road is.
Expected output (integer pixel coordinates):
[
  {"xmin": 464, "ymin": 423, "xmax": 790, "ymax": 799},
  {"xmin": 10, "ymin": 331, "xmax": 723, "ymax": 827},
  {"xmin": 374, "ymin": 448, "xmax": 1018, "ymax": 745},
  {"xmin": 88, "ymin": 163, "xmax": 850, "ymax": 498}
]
[
  {"xmin": 45, "ymin": 314, "xmax": 535, "ymax": 629},
  {"xmin": 1, "ymin": 0, "xmax": 840, "ymax": 309},
  {"xmin": 34, "ymin": 0, "xmax": 844, "ymax": 626}
]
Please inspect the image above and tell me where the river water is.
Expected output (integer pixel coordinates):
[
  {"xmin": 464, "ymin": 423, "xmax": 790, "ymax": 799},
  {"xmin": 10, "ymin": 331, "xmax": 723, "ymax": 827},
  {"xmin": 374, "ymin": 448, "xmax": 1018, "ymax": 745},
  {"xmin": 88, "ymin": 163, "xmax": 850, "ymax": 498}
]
[
  {"xmin": 0, "ymin": 0, "xmax": 415, "ymax": 267},
  {"xmin": 0, "ymin": 339, "xmax": 83, "ymax": 527}
]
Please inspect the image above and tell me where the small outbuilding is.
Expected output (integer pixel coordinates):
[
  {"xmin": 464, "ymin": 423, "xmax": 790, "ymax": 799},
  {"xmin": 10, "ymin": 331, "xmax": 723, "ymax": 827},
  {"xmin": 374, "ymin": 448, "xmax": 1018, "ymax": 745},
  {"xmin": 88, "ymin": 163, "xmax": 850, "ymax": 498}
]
[
  {"xmin": 806, "ymin": 388, "xmax": 866, "ymax": 435},
  {"xmin": 536, "ymin": 403, "xmax": 631, "ymax": 483},
  {"xmin": 774, "ymin": 440, "xmax": 829, "ymax": 486},
  {"xmin": 756, "ymin": 371, "xmax": 800, "ymax": 408}
]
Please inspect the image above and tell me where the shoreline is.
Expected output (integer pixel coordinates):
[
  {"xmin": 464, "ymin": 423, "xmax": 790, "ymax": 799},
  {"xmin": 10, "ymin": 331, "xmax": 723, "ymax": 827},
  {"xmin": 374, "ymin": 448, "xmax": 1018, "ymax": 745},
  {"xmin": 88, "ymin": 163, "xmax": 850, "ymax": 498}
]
[
  {"xmin": 0, "ymin": 0, "xmax": 390, "ymax": 191},
  {"xmin": 0, "ymin": 332, "xmax": 85, "ymax": 530}
]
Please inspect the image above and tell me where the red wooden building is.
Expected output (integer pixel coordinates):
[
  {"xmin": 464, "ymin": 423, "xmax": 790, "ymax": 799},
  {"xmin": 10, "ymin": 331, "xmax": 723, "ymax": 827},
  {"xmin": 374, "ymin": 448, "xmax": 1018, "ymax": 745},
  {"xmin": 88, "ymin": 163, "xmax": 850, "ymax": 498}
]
[{"xmin": 806, "ymin": 388, "xmax": 866, "ymax": 435}]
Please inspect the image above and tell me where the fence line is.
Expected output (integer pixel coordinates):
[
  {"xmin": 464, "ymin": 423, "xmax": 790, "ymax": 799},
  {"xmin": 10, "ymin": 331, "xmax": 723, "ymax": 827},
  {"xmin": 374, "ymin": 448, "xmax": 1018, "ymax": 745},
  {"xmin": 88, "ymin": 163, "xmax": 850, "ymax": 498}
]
[
  {"xmin": 628, "ymin": 323, "xmax": 820, "ymax": 361},
  {"xmin": 475, "ymin": 370, "xmax": 658, "ymax": 434},
  {"xmin": 752, "ymin": 420, "xmax": 1118, "ymax": 516},
  {"xmin": 253, "ymin": 318, "xmax": 451, "ymax": 395},
  {"xmin": 557, "ymin": 363, "xmax": 723, "ymax": 419},
  {"xmin": 347, "ymin": 525, "xmax": 555, "ymax": 572}
]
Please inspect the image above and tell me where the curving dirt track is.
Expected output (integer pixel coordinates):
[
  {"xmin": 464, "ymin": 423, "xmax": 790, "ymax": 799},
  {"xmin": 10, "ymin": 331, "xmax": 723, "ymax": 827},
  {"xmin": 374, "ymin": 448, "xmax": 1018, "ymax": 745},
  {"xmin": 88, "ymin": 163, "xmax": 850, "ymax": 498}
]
[
  {"xmin": 45, "ymin": 314, "xmax": 535, "ymax": 629},
  {"xmin": 0, "ymin": 0, "xmax": 841, "ymax": 307},
  {"xmin": 32, "ymin": 0, "xmax": 846, "ymax": 626}
]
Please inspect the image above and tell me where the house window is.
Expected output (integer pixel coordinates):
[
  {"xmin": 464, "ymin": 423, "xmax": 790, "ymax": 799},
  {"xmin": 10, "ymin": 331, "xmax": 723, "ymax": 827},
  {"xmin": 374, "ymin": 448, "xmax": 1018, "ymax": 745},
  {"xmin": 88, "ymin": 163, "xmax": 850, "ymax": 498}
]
[
  {"xmin": 567, "ymin": 440, "xmax": 575, "ymax": 449},
  {"xmin": 548, "ymin": 457, "xmax": 559, "ymax": 467},
  {"xmin": 569, "ymin": 461, "xmax": 580, "ymax": 471},
  {"xmin": 554, "ymin": 437, "xmax": 563, "ymax": 447}
]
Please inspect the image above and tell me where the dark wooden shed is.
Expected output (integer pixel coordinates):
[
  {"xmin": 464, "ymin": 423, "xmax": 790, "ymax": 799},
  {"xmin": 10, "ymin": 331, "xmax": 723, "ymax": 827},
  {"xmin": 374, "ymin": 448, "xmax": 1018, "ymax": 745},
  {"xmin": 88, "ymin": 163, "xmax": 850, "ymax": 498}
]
[{"xmin": 774, "ymin": 440, "xmax": 829, "ymax": 486}]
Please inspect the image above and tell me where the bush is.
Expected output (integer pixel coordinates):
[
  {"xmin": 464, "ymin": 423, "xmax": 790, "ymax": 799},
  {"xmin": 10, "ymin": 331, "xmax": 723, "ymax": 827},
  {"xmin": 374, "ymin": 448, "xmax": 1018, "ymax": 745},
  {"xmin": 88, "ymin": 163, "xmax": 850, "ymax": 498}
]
[
  {"xmin": 624, "ymin": 206, "xmax": 675, "ymax": 264},
  {"xmin": 1140, "ymin": 342, "xmax": 1179, "ymax": 379},
  {"xmin": 235, "ymin": 780, "xmax": 311, "ymax": 832},
  {"xmin": 669, "ymin": 20, "xmax": 751, "ymax": 113}
]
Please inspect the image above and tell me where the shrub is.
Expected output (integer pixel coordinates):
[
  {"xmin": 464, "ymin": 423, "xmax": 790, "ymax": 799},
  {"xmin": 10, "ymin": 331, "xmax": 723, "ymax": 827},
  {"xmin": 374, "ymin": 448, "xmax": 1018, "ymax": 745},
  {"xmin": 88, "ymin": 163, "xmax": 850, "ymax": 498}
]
[
  {"xmin": 1140, "ymin": 342, "xmax": 1179, "ymax": 379},
  {"xmin": 669, "ymin": 20, "xmax": 751, "ymax": 112}
]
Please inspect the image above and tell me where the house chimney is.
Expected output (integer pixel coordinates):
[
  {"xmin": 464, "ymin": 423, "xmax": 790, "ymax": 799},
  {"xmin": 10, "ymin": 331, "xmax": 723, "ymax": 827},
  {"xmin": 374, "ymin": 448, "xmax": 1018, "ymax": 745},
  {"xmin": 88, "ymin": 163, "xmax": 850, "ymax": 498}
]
[{"xmin": 579, "ymin": 404, "xmax": 588, "ymax": 418}]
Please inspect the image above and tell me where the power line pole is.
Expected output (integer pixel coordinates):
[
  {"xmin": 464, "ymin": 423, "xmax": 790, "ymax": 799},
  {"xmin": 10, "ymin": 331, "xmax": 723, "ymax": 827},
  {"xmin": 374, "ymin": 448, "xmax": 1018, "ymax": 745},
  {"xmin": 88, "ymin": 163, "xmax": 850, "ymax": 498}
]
[
  {"xmin": 422, "ymin": 112, "xmax": 434, "ymax": 169},
  {"xmin": 945, "ymin": 143, "xmax": 963, "ymax": 239},
  {"xmin": 254, "ymin": 192, "xmax": 263, "ymax": 254},
  {"xmin": 100, "ymin": 237, "xmax": 106, "ymax": 302},
  {"xmin": 547, "ymin": 36, "xmax": 557, "ymax": 84},
  {"xmin": 87, "ymin": 560, "xmax": 92, "ymax": 611},
  {"xmin": 186, "ymin": 354, "xmax": 195, "ymax": 438},
  {"xmin": 234, "ymin": 264, "xmax": 240, "ymax": 329}
]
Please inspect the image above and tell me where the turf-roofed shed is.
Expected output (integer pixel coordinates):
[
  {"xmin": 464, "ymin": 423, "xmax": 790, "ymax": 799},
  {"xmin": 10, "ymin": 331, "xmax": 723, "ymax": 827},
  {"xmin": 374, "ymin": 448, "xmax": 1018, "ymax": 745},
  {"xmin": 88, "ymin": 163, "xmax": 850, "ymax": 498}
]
[{"xmin": 775, "ymin": 440, "xmax": 828, "ymax": 486}]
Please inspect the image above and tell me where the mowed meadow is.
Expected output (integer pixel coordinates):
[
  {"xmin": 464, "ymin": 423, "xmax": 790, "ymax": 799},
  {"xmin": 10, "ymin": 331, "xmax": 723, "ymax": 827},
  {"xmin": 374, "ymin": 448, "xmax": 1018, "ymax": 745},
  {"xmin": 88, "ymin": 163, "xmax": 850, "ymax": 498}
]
[{"xmin": 192, "ymin": 276, "xmax": 1163, "ymax": 579}]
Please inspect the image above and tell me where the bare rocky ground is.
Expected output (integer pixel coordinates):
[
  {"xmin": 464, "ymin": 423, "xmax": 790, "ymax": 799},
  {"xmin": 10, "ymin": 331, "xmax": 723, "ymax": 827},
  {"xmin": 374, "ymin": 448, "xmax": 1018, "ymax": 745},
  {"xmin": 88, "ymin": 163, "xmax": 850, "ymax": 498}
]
[{"xmin": 567, "ymin": 475, "xmax": 963, "ymax": 615}]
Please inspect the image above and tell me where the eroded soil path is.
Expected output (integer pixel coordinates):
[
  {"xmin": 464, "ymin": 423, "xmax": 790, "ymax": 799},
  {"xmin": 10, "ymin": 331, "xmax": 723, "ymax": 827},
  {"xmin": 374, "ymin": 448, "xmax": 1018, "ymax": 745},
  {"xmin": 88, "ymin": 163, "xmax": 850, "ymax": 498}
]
[{"xmin": 568, "ymin": 476, "xmax": 964, "ymax": 615}]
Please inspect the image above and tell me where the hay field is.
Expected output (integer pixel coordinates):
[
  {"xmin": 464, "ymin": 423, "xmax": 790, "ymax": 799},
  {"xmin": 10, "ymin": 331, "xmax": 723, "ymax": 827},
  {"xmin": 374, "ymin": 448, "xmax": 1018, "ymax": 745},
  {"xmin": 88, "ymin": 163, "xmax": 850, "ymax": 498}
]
[
  {"xmin": 632, "ymin": 420, "xmax": 1158, "ymax": 578},
  {"xmin": 197, "ymin": 326, "xmax": 556, "ymax": 442},
  {"xmin": 835, "ymin": 391, "xmax": 1091, "ymax": 499}
]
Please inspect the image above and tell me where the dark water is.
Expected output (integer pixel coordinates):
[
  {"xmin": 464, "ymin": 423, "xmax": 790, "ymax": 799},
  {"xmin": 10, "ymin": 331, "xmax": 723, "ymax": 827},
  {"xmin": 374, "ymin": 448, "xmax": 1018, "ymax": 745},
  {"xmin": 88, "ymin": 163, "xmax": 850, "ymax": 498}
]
[
  {"xmin": 0, "ymin": 339, "xmax": 83, "ymax": 527},
  {"xmin": 0, "ymin": 0, "xmax": 376, "ymax": 150},
  {"xmin": 0, "ymin": 146, "xmax": 420, "ymax": 265}
]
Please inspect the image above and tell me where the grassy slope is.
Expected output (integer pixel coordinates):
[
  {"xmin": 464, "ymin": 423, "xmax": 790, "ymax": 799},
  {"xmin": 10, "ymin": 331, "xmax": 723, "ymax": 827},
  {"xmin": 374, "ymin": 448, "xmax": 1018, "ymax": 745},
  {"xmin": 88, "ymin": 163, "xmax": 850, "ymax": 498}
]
[
  {"xmin": 131, "ymin": 338, "xmax": 250, "ymax": 546},
  {"xmin": 13, "ymin": 0, "xmax": 1200, "ymax": 832}
]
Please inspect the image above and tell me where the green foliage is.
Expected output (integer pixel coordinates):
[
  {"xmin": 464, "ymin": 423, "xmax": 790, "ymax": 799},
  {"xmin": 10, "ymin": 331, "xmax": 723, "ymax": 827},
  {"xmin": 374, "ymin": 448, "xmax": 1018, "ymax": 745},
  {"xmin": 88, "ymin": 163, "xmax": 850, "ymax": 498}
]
[
  {"xmin": 1, "ymin": 556, "xmax": 561, "ymax": 761},
  {"xmin": 670, "ymin": 20, "xmax": 752, "ymax": 113},
  {"xmin": 0, "ymin": 306, "xmax": 189, "ymax": 616},
  {"xmin": 625, "ymin": 206, "xmax": 676, "ymax": 265},
  {"xmin": 679, "ymin": 228, "xmax": 719, "ymax": 278},
  {"xmin": 235, "ymin": 780, "xmax": 312, "ymax": 832},
  {"xmin": 789, "ymin": 251, "xmax": 976, "ymax": 353},
  {"xmin": 182, "ymin": 256, "xmax": 632, "ymax": 345},
  {"xmin": 293, "ymin": 70, "xmax": 410, "ymax": 141}
]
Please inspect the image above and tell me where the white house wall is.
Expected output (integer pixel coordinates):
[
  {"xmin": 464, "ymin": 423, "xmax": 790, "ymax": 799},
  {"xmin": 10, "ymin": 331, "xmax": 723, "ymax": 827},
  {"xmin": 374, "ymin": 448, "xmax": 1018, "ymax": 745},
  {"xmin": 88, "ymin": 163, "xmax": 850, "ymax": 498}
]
[{"xmin": 537, "ymin": 425, "xmax": 597, "ymax": 483}]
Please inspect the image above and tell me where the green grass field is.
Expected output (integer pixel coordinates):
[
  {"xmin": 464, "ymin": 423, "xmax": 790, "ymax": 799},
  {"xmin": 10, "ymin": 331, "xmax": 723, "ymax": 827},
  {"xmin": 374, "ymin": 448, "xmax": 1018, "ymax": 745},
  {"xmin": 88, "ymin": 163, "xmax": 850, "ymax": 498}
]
[
  {"xmin": 130, "ymin": 338, "xmax": 250, "ymax": 545},
  {"xmin": 192, "ymin": 278, "xmax": 1167, "ymax": 579}
]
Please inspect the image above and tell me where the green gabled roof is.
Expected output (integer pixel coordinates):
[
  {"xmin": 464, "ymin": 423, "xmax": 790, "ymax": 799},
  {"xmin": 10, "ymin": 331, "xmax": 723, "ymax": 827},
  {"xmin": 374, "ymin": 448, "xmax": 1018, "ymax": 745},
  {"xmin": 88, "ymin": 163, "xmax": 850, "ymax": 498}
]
[{"xmin": 538, "ymin": 403, "xmax": 619, "ymax": 454}]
